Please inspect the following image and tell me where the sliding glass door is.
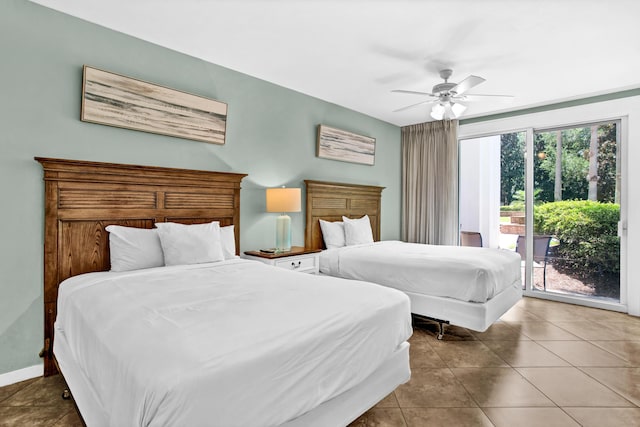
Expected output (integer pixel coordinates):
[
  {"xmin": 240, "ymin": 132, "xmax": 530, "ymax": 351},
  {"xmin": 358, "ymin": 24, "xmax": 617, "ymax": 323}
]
[
  {"xmin": 460, "ymin": 120, "xmax": 624, "ymax": 309},
  {"xmin": 531, "ymin": 121, "xmax": 621, "ymax": 303}
]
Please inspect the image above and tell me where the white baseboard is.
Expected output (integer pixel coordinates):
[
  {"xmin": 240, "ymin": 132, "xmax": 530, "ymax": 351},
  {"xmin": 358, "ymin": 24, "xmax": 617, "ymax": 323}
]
[{"xmin": 0, "ymin": 364, "xmax": 43, "ymax": 387}]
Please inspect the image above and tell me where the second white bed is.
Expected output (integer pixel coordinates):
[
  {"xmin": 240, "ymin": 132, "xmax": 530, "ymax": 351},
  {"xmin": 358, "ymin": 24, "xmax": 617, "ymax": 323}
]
[{"xmin": 320, "ymin": 241, "xmax": 523, "ymax": 333}]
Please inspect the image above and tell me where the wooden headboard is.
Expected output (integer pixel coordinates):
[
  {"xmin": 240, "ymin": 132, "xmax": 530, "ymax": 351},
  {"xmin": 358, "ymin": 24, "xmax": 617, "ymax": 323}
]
[
  {"xmin": 304, "ymin": 180, "xmax": 384, "ymax": 250},
  {"xmin": 36, "ymin": 157, "xmax": 246, "ymax": 376}
]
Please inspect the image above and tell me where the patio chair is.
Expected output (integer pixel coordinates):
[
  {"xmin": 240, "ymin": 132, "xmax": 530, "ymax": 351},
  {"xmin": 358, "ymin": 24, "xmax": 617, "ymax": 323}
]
[
  {"xmin": 516, "ymin": 235, "xmax": 553, "ymax": 290},
  {"xmin": 460, "ymin": 231, "xmax": 483, "ymax": 247}
]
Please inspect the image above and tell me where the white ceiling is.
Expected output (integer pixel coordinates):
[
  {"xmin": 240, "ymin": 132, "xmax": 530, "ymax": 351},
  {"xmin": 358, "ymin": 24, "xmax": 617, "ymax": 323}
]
[{"xmin": 31, "ymin": 0, "xmax": 640, "ymax": 127}]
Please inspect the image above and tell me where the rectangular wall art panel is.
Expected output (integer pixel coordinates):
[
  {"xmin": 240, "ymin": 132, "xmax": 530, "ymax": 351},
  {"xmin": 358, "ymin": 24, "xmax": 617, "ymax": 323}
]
[
  {"xmin": 81, "ymin": 66, "xmax": 227, "ymax": 144},
  {"xmin": 316, "ymin": 125, "xmax": 375, "ymax": 165}
]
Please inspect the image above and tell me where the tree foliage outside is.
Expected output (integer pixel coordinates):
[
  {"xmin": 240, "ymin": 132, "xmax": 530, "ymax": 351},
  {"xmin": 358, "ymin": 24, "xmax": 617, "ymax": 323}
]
[
  {"xmin": 533, "ymin": 125, "xmax": 617, "ymax": 203},
  {"xmin": 500, "ymin": 132, "xmax": 525, "ymax": 205},
  {"xmin": 500, "ymin": 122, "xmax": 618, "ymax": 206}
]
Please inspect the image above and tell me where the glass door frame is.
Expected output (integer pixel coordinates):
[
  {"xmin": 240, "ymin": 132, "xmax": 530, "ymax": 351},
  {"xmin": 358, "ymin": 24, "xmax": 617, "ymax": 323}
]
[{"xmin": 459, "ymin": 119, "xmax": 627, "ymax": 313}]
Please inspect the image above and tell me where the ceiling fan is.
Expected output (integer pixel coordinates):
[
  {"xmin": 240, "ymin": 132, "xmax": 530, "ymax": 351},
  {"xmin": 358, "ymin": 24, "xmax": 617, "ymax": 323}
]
[{"xmin": 392, "ymin": 69, "xmax": 513, "ymax": 120}]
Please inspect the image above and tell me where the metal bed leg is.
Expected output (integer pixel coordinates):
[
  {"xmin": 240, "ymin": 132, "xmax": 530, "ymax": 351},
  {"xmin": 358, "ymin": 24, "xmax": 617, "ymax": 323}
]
[
  {"xmin": 437, "ymin": 321, "xmax": 446, "ymax": 340},
  {"xmin": 412, "ymin": 314, "xmax": 450, "ymax": 340}
]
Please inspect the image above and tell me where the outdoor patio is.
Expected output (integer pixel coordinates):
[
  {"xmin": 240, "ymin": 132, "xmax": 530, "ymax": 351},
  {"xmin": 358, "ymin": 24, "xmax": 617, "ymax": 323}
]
[{"xmin": 499, "ymin": 233, "xmax": 620, "ymax": 302}]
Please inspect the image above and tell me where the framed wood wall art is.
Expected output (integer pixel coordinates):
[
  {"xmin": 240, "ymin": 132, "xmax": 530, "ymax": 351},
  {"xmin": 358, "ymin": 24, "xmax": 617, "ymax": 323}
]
[
  {"xmin": 316, "ymin": 125, "xmax": 376, "ymax": 165},
  {"xmin": 81, "ymin": 66, "xmax": 227, "ymax": 145}
]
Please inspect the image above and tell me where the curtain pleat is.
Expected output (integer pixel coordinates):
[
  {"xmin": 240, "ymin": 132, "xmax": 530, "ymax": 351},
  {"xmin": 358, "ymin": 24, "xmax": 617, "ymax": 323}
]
[{"xmin": 401, "ymin": 120, "xmax": 459, "ymax": 245}]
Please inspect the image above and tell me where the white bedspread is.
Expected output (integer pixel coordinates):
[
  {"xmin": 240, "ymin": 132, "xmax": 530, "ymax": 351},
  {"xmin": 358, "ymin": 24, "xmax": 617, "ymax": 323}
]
[
  {"xmin": 320, "ymin": 241, "xmax": 522, "ymax": 303},
  {"xmin": 55, "ymin": 259, "xmax": 412, "ymax": 427}
]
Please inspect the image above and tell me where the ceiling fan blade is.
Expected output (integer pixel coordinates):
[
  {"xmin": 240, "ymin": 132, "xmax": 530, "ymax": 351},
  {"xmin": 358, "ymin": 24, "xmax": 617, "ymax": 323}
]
[
  {"xmin": 452, "ymin": 75, "xmax": 485, "ymax": 95},
  {"xmin": 391, "ymin": 89, "xmax": 437, "ymax": 97},
  {"xmin": 461, "ymin": 94, "xmax": 515, "ymax": 101},
  {"xmin": 393, "ymin": 99, "xmax": 438, "ymax": 112}
]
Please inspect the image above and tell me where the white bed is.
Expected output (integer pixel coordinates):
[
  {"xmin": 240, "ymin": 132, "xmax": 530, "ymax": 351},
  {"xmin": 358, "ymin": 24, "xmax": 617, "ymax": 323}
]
[
  {"xmin": 305, "ymin": 180, "xmax": 523, "ymax": 338},
  {"xmin": 37, "ymin": 159, "xmax": 412, "ymax": 427},
  {"xmin": 319, "ymin": 241, "xmax": 522, "ymax": 333},
  {"xmin": 54, "ymin": 259, "xmax": 412, "ymax": 426}
]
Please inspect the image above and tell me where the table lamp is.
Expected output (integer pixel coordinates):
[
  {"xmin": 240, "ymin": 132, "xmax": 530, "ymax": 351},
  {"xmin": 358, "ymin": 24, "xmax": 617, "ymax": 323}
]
[{"xmin": 266, "ymin": 187, "xmax": 301, "ymax": 252}]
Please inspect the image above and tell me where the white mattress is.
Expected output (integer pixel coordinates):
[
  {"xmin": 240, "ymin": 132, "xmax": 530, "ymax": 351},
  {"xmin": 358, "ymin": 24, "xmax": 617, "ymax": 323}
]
[
  {"xmin": 54, "ymin": 259, "xmax": 412, "ymax": 427},
  {"xmin": 320, "ymin": 241, "xmax": 522, "ymax": 303}
]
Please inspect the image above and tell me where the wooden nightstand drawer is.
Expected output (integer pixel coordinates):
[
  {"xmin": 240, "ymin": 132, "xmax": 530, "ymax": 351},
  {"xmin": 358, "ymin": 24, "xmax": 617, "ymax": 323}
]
[
  {"xmin": 275, "ymin": 255, "xmax": 317, "ymax": 272},
  {"xmin": 243, "ymin": 246, "xmax": 321, "ymax": 274}
]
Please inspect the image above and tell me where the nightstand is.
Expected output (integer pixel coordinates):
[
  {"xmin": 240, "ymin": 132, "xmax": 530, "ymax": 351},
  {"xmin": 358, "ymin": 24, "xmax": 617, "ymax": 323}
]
[{"xmin": 243, "ymin": 246, "xmax": 321, "ymax": 274}]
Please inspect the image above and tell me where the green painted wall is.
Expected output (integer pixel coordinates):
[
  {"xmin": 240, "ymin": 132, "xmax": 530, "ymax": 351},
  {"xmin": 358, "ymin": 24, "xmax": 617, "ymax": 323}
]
[{"xmin": 0, "ymin": 0, "xmax": 401, "ymax": 375}]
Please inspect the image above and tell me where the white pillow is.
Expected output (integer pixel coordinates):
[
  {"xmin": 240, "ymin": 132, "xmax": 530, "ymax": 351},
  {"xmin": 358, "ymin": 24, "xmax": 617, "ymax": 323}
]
[
  {"xmin": 105, "ymin": 225, "xmax": 165, "ymax": 272},
  {"xmin": 155, "ymin": 221, "xmax": 224, "ymax": 266},
  {"xmin": 319, "ymin": 219, "xmax": 345, "ymax": 249},
  {"xmin": 342, "ymin": 215, "xmax": 374, "ymax": 246},
  {"xmin": 220, "ymin": 225, "xmax": 236, "ymax": 259}
]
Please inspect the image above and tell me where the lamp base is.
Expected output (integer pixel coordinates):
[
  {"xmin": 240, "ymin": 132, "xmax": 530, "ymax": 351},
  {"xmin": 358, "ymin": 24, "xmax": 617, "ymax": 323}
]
[{"xmin": 275, "ymin": 214, "xmax": 292, "ymax": 253}]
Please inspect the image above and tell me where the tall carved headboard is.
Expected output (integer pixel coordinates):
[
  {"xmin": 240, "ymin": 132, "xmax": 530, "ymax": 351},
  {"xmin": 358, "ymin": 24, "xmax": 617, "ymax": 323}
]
[
  {"xmin": 304, "ymin": 180, "xmax": 384, "ymax": 250},
  {"xmin": 36, "ymin": 157, "xmax": 246, "ymax": 376}
]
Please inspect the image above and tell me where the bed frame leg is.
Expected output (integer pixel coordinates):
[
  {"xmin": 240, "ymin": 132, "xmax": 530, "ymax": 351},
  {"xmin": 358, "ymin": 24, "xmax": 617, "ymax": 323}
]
[
  {"xmin": 437, "ymin": 321, "xmax": 446, "ymax": 340},
  {"xmin": 412, "ymin": 314, "xmax": 450, "ymax": 340}
]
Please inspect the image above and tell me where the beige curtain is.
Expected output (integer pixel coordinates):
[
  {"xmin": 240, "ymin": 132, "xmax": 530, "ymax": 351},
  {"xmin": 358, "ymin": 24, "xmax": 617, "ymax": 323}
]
[{"xmin": 402, "ymin": 120, "xmax": 459, "ymax": 245}]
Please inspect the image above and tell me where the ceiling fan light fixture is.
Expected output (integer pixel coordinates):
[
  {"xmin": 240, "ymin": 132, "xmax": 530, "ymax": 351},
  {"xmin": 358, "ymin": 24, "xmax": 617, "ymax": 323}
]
[
  {"xmin": 451, "ymin": 102, "xmax": 467, "ymax": 118},
  {"xmin": 430, "ymin": 103, "xmax": 445, "ymax": 120}
]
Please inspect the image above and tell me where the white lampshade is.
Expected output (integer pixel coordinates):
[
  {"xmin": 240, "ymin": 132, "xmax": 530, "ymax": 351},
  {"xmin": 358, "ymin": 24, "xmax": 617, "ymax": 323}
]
[
  {"xmin": 430, "ymin": 103, "xmax": 445, "ymax": 120},
  {"xmin": 451, "ymin": 102, "xmax": 467, "ymax": 118},
  {"xmin": 266, "ymin": 188, "xmax": 301, "ymax": 213}
]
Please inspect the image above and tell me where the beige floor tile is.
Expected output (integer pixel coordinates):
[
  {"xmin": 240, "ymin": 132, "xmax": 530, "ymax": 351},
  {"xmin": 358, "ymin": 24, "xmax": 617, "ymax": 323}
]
[
  {"xmin": 408, "ymin": 327, "xmax": 434, "ymax": 342},
  {"xmin": 430, "ymin": 341, "xmax": 508, "ymax": 368},
  {"xmin": 552, "ymin": 320, "xmax": 630, "ymax": 341},
  {"xmin": 562, "ymin": 407, "xmax": 640, "ymax": 427},
  {"xmin": 375, "ymin": 392, "xmax": 399, "ymax": 408},
  {"xmin": 2, "ymin": 376, "xmax": 73, "ymax": 408},
  {"xmin": 581, "ymin": 367, "xmax": 640, "ymax": 406},
  {"xmin": 499, "ymin": 306, "xmax": 545, "ymax": 322},
  {"xmin": 402, "ymin": 407, "xmax": 493, "ymax": 427},
  {"xmin": 516, "ymin": 367, "xmax": 633, "ymax": 407},
  {"xmin": 483, "ymin": 340, "xmax": 570, "ymax": 367},
  {"xmin": 518, "ymin": 300, "xmax": 589, "ymax": 322},
  {"xmin": 348, "ymin": 407, "xmax": 407, "ymax": 427},
  {"xmin": 409, "ymin": 338, "xmax": 447, "ymax": 368},
  {"xmin": 607, "ymin": 320, "xmax": 640, "ymax": 337},
  {"xmin": 503, "ymin": 321, "xmax": 581, "ymax": 340},
  {"xmin": 568, "ymin": 305, "xmax": 635, "ymax": 323},
  {"xmin": 52, "ymin": 409, "xmax": 84, "ymax": 427},
  {"xmin": 482, "ymin": 407, "xmax": 580, "ymax": 427},
  {"xmin": 451, "ymin": 367, "xmax": 554, "ymax": 407},
  {"xmin": 470, "ymin": 322, "xmax": 530, "ymax": 341},
  {"xmin": 591, "ymin": 341, "xmax": 640, "ymax": 366},
  {"xmin": 0, "ymin": 378, "xmax": 37, "ymax": 404},
  {"xmin": 394, "ymin": 368, "xmax": 477, "ymax": 408},
  {"xmin": 538, "ymin": 340, "xmax": 630, "ymax": 367},
  {"xmin": 0, "ymin": 406, "xmax": 70, "ymax": 427}
]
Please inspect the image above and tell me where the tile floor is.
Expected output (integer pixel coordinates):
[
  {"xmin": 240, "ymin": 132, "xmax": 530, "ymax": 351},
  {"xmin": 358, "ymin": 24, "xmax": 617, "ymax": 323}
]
[
  {"xmin": 1, "ymin": 297, "xmax": 639, "ymax": 426},
  {"xmin": 349, "ymin": 297, "xmax": 640, "ymax": 427}
]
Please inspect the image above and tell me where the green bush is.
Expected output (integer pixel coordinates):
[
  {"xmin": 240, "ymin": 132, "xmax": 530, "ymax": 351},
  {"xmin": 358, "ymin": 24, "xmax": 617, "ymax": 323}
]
[
  {"xmin": 534, "ymin": 200, "xmax": 619, "ymax": 275},
  {"xmin": 500, "ymin": 189, "xmax": 544, "ymax": 212}
]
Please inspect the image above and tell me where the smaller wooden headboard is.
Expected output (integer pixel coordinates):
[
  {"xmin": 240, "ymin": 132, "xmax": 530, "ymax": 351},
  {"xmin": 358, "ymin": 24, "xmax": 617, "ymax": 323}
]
[
  {"xmin": 36, "ymin": 157, "xmax": 246, "ymax": 376},
  {"xmin": 304, "ymin": 180, "xmax": 384, "ymax": 250}
]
